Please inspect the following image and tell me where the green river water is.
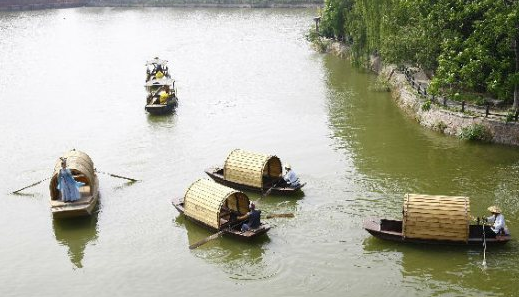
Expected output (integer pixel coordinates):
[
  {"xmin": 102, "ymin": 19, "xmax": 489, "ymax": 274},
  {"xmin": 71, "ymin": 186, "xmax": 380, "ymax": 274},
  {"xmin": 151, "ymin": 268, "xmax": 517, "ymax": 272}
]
[{"xmin": 0, "ymin": 7, "xmax": 518, "ymax": 297}]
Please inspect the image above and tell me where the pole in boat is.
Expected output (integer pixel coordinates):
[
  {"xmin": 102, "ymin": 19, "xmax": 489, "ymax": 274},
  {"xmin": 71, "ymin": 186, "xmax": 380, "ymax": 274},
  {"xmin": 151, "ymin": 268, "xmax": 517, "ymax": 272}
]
[
  {"xmin": 482, "ymin": 223, "xmax": 487, "ymax": 267},
  {"xmin": 11, "ymin": 177, "xmax": 51, "ymax": 194},
  {"xmin": 265, "ymin": 213, "xmax": 294, "ymax": 219},
  {"xmin": 95, "ymin": 169, "xmax": 139, "ymax": 182}
]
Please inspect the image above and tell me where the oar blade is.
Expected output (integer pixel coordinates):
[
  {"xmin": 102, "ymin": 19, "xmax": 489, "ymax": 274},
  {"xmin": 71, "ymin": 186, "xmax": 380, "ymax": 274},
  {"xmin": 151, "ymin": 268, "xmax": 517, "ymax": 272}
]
[
  {"xmin": 265, "ymin": 213, "xmax": 295, "ymax": 219},
  {"xmin": 189, "ymin": 230, "xmax": 224, "ymax": 250}
]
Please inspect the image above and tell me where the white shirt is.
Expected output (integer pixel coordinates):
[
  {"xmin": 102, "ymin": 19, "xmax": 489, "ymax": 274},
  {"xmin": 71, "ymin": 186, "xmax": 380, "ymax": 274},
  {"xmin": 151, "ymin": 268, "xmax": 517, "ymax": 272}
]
[
  {"xmin": 487, "ymin": 214, "xmax": 506, "ymax": 233},
  {"xmin": 284, "ymin": 169, "xmax": 299, "ymax": 185}
]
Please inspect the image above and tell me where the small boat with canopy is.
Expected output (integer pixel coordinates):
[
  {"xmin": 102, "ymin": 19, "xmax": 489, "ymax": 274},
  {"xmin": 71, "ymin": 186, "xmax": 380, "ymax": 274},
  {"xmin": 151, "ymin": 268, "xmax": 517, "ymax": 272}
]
[
  {"xmin": 145, "ymin": 57, "xmax": 170, "ymax": 82},
  {"xmin": 205, "ymin": 149, "xmax": 305, "ymax": 195},
  {"xmin": 144, "ymin": 78, "xmax": 178, "ymax": 115},
  {"xmin": 364, "ymin": 194, "xmax": 511, "ymax": 245},
  {"xmin": 172, "ymin": 179, "xmax": 270, "ymax": 240},
  {"xmin": 49, "ymin": 150, "xmax": 99, "ymax": 218}
]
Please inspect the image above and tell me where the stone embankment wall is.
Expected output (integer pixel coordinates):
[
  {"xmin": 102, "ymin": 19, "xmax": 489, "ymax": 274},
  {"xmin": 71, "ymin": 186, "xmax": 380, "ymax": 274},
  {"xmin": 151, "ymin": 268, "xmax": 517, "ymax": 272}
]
[{"xmin": 323, "ymin": 40, "xmax": 519, "ymax": 147}]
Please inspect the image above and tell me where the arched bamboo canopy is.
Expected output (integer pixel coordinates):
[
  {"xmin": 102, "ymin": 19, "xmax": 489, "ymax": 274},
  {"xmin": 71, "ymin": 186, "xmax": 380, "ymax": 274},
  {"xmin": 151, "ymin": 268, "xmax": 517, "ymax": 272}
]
[
  {"xmin": 402, "ymin": 194, "xmax": 470, "ymax": 242},
  {"xmin": 49, "ymin": 150, "xmax": 96, "ymax": 200},
  {"xmin": 183, "ymin": 179, "xmax": 250, "ymax": 229},
  {"xmin": 223, "ymin": 149, "xmax": 282, "ymax": 188}
]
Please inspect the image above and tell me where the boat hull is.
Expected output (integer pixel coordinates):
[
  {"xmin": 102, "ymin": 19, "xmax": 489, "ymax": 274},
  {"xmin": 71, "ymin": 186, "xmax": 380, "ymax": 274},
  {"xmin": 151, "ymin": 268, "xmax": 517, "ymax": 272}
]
[
  {"xmin": 363, "ymin": 218, "xmax": 511, "ymax": 246},
  {"xmin": 204, "ymin": 168, "xmax": 305, "ymax": 195},
  {"xmin": 51, "ymin": 176, "xmax": 99, "ymax": 219},
  {"xmin": 145, "ymin": 98, "xmax": 178, "ymax": 115}
]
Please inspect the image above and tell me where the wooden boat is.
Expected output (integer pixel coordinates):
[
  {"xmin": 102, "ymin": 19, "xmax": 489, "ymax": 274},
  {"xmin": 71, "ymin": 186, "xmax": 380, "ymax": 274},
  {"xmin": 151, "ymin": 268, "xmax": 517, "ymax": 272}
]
[
  {"xmin": 172, "ymin": 179, "xmax": 270, "ymax": 240},
  {"xmin": 205, "ymin": 149, "xmax": 305, "ymax": 195},
  {"xmin": 49, "ymin": 150, "xmax": 99, "ymax": 219},
  {"xmin": 144, "ymin": 78, "xmax": 178, "ymax": 115},
  {"xmin": 364, "ymin": 194, "xmax": 511, "ymax": 245}
]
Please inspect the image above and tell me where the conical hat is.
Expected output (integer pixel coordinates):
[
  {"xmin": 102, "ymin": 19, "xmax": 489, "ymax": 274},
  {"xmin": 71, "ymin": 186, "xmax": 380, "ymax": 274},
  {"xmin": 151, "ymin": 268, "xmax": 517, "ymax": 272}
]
[{"xmin": 487, "ymin": 205, "xmax": 502, "ymax": 214}]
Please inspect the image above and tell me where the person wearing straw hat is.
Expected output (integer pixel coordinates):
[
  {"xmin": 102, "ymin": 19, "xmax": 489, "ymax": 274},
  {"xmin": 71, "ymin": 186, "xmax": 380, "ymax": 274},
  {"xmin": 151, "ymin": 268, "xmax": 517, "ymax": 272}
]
[
  {"xmin": 485, "ymin": 206, "xmax": 507, "ymax": 236},
  {"xmin": 281, "ymin": 163, "xmax": 300, "ymax": 188},
  {"xmin": 57, "ymin": 157, "xmax": 85, "ymax": 202}
]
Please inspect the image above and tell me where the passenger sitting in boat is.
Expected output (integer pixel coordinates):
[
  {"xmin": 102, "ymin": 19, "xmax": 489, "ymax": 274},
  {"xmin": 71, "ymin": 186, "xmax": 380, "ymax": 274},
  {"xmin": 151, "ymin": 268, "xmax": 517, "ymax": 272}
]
[
  {"xmin": 57, "ymin": 158, "xmax": 84, "ymax": 202},
  {"xmin": 278, "ymin": 163, "xmax": 300, "ymax": 188},
  {"xmin": 238, "ymin": 203, "xmax": 261, "ymax": 232},
  {"xmin": 155, "ymin": 71, "xmax": 164, "ymax": 79},
  {"xmin": 158, "ymin": 86, "xmax": 170, "ymax": 104},
  {"xmin": 484, "ymin": 206, "xmax": 507, "ymax": 237}
]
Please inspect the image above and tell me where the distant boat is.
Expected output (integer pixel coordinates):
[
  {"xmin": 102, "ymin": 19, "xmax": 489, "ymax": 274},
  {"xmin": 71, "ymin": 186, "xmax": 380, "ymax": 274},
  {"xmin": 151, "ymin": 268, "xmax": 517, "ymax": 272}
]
[
  {"xmin": 172, "ymin": 179, "xmax": 270, "ymax": 241},
  {"xmin": 364, "ymin": 194, "xmax": 511, "ymax": 245},
  {"xmin": 144, "ymin": 78, "xmax": 178, "ymax": 115},
  {"xmin": 145, "ymin": 57, "xmax": 170, "ymax": 81},
  {"xmin": 205, "ymin": 149, "xmax": 305, "ymax": 195},
  {"xmin": 49, "ymin": 150, "xmax": 99, "ymax": 218}
]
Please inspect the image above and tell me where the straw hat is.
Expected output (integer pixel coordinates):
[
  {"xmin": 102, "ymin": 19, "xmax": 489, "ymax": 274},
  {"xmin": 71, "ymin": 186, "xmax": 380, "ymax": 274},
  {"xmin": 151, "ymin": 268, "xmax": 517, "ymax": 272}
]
[
  {"xmin": 284, "ymin": 163, "xmax": 292, "ymax": 170},
  {"xmin": 487, "ymin": 205, "xmax": 502, "ymax": 214}
]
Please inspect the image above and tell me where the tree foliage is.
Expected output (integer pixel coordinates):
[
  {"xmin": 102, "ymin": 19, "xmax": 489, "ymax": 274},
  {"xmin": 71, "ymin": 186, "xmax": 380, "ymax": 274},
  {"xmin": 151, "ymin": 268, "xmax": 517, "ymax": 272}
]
[{"xmin": 317, "ymin": 0, "xmax": 519, "ymax": 105}]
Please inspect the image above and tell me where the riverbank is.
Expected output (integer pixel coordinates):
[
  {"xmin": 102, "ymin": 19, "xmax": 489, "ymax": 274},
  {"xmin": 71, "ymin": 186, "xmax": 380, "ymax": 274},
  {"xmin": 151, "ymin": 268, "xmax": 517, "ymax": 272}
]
[
  {"xmin": 0, "ymin": 0, "xmax": 321, "ymax": 11},
  {"xmin": 316, "ymin": 39, "xmax": 519, "ymax": 147}
]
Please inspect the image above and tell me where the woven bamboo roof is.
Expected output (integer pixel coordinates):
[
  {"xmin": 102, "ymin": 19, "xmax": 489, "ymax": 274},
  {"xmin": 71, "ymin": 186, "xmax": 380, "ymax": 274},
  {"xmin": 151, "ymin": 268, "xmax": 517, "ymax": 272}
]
[
  {"xmin": 49, "ymin": 150, "xmax": 96, "ymax": 200},
  {"xmin": 402, "ymin": 194, "xmax": 470, "ymax": 242},
  {"xmin": 183, "ymin": 179, "xmax": 250, "ymax": 229},
  {"xmin": 223, "ymin": 149, "xmax": 282, "ymax": 188}
]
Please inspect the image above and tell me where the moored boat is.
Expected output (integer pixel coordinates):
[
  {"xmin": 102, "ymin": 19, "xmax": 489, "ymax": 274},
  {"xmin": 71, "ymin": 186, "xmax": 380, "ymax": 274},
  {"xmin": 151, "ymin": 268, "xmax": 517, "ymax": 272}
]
[
  {"xmin": 49, "ymin": 150, "xmax": 99, "ymax": 219},
  {"xmin": 144, "ymin": 78, "xmax": 178, "ymax": 115},
  {"xmin": 364, "ymin": 194, "xmax": 511, "ymax": 245},
  {"xmin": 172, "ymin": 179, "xmax": 270, "ymax": 241},
  {"xmin": 205, "ymin": 149, "xmax": 305, "ymax": 195}
]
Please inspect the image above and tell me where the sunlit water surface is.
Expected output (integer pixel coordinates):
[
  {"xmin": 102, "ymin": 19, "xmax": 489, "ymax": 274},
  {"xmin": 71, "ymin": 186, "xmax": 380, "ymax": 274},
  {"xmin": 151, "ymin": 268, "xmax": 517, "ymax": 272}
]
[{"xmin": 0, "ymin": 7, "xmax": 518, "ymax": 297}]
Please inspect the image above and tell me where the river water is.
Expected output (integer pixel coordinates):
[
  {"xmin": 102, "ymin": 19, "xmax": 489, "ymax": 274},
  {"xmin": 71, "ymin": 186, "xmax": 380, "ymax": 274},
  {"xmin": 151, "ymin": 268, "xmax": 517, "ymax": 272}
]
[{"xmin": 0, "ymin": 7, "xmax": 518, "ymax": 297}]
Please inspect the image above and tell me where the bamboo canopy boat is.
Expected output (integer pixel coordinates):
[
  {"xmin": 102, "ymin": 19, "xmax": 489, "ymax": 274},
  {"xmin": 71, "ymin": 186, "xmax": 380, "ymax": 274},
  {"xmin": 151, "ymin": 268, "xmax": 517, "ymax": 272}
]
[
  {"xmin": 144, "ymin": 78, "xmax": 178, "ymax": 115},
  {"xmin": 172, "ymin": 179, "xmax": 270, "ymax": 240},
  {"xmin": 205, "ymin": 149, "xmax": 305, "ymax": 195},
  {"xmin": 364, "ymin": 194, "xmax": 511, "ymax": 245},
  {"xmin": 49, "ymin": 150, "xmax": 99, "ymax": 219}
]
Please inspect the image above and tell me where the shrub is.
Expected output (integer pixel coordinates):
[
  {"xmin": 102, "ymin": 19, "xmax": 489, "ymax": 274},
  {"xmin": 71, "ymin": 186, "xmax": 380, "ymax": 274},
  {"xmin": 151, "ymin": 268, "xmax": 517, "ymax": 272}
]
[
  {"xmin": 459, "ymin": 124, "xmax": 492, "ymax": 142},
  {"xmin": 421, "ymin": 100, "xmax": 432, "ymax": 111}
]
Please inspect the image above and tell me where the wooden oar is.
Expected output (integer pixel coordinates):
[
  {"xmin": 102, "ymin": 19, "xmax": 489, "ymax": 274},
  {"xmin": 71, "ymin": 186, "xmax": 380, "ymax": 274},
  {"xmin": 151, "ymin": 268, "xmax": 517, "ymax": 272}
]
[
  {"xmin": 95, "ymin": 170, "xmax": 139, "ymax": 182},
  {"xmin": 11, "ymin": 177, "xmax": 50, "ymax": 194},
  {"xmin": 261, "ymin": 180, "xmax": 281, "ymax": 198},
  {"xmin": 189, "ymin": 230, "xmax": 226, "ymax": 250},
  {"xmin": 265, "ymin": 213, "xmax": 294, "ymax": 219}
]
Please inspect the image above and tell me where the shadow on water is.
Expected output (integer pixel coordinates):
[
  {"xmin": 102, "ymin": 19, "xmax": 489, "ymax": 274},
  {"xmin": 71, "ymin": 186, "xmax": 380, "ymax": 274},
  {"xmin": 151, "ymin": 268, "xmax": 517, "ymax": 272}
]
[
  {"xmin": 362, "ymin": 232, "xmax": 519, "ymax": 295},
  {"xmin": 145, "ymin": 110, "xmax": 178, "ymax": 129},
  {"xmin": 174, "ymin": 215, "xmax": 279, "ymax": 281},
  {"xmin": 52, "ymin": 204, "xmax": 99, "ymax": 269}
]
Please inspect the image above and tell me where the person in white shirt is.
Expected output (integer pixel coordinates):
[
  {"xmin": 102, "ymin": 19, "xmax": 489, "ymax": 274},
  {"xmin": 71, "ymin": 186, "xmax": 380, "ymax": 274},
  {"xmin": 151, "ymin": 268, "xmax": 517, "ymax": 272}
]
[
  {"xmin": 282, "ymin": 163, "xmax": 300, "ymax": 188},
  {"xmin": 485, "ymin": 205, "xmax": 507, "ymax": 236}
]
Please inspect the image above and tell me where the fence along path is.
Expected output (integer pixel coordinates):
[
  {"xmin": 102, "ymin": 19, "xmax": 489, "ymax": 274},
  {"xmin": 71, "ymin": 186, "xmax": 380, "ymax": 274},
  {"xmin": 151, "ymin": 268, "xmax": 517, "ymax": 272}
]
[{"xmin": 402, "ymin": 67, "xmax": 519, "ymax": 122}]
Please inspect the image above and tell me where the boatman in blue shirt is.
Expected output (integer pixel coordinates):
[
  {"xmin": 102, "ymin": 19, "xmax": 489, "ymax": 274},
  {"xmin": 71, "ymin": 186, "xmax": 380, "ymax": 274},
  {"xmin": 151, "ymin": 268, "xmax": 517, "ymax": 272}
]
[{"xmin": 238, "ymin": 203, "xmax": 261, "ymax": 232}]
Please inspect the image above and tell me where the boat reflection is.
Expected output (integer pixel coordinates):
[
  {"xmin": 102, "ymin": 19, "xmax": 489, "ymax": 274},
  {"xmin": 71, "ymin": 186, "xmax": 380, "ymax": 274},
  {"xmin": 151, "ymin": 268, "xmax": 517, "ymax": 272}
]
[
  {"xmin": 362, "ymin": 235, "xmax": 517, "ymax": 295},
  {"xmin": 52, "ymin": 205, "xmax": 99, "ymax": 268},
  {"xmin": 174, "ymin": 215, "xmax": 276, "ymax": 280}
]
